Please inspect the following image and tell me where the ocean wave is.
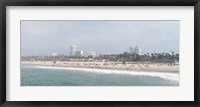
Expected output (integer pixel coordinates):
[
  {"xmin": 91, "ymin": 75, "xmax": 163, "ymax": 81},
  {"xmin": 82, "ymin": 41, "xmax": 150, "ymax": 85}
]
[{"xmin": 34, "ymin": 66, "xmax": 179, "ymax": 82}]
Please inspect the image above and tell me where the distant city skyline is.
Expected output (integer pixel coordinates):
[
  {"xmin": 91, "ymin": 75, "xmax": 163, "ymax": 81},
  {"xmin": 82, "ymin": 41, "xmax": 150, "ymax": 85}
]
[{"xmin": 21, "ymin": 21, "xmax": 179, "ymax": 56}]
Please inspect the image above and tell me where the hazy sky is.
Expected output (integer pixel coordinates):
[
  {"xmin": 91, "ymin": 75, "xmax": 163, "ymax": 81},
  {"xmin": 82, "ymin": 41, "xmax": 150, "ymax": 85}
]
[{"xmin": 21, "ymin": 20, "xmax": 179, "ymax": 56}]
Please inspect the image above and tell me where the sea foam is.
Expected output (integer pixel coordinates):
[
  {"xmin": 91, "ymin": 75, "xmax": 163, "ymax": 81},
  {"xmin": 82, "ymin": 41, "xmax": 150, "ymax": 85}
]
[{"xmin": 35, "ymin": 66, "xmax": 179, "ymax": 82}]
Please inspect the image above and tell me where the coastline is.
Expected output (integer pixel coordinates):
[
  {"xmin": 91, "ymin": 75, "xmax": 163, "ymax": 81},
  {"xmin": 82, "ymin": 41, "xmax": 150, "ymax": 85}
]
[{"xmin": 21, "ymin": 61, "xmax": 179, "ymax": 72}]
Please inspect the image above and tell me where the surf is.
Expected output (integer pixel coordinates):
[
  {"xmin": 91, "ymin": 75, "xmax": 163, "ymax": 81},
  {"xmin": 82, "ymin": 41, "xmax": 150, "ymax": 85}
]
[{"xmin": 34, "ymin": 65, "xmax": 179, "ymax": 82}]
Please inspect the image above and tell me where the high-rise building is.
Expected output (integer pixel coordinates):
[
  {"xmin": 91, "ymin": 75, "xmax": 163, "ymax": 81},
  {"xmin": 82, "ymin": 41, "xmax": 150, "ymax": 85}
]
[
  {"xmin": 69, "ymin": 45, "xmax": 77, "ymax": 56},
  {"xmin": 135, "ymin": 46, "xmax": 143, "ymax": 55},
  {"xmin": 128, "ymin": 46, "xmax": 143, "ymax": 55},
  {"xmin": 129, "ymin": 46, "xmax": 135, "ymax": 55}
]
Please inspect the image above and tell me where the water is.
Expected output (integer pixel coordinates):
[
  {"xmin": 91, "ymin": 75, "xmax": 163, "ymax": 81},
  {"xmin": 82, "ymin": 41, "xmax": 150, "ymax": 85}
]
[{"xmin": 21, "ymin": 65, "xmax": 179, "ymax": 86}]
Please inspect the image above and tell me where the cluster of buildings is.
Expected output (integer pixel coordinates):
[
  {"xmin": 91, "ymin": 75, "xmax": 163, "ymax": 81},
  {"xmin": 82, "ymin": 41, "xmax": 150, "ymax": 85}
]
[
  {"xmin": 51, "ymin": 52, "xmax": 64, "ymax": 58},
  {"xmin": 52, "ymin": 52, "xmax": 59, "ymax": 57},
  {"xmin": 128, "ymin": 46, "xmax": 143, "ymax": 55},
  {"xmin": 51, "ymin": 45, "xmax": 143, "ymax": 58},
  {"xmin": 51, "ymin": 45, "xmax": 96, "ymax": 57},
  {"xmin": 70, "ymin": 45, "xmax": 143, "ymax": 57},
  {"xmin": 41, "ymin": 45, "xmax": 179, "ymax": 64},
  {"xmin": 69, "ymin": 45, "xmax": 96, "ymax": 57}
]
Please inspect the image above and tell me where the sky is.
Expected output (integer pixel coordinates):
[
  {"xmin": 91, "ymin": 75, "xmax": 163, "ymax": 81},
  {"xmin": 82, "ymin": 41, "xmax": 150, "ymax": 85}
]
[{"xmin": 21, "ymin": 20, "xmax": 179, "ymax": 56}]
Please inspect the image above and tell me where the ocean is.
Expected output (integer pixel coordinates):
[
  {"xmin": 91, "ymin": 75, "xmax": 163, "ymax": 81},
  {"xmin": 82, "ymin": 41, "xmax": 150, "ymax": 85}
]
[{"xmin": 21, "ymin": 65, "xmax": 179, "ymax": 86}]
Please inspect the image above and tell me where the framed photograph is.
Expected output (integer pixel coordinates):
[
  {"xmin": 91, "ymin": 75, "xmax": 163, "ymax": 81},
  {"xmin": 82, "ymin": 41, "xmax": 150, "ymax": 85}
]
[{"xmin": 0, "ymin": 0, "xmax": 199, "ymax": 107}]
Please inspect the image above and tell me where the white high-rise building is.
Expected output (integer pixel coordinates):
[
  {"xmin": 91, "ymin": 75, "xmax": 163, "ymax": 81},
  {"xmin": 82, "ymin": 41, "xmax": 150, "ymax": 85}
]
[
  {"xmin": 69, "ymin": 45, "xmax": 77, "ymax": 56},
  {"xmin": 135, "ymin": 46, "xmax": 143, "ymax": 55},
  {"xmin": 129, "ymin": 46, "xmax": 135, "ymax": 54}
]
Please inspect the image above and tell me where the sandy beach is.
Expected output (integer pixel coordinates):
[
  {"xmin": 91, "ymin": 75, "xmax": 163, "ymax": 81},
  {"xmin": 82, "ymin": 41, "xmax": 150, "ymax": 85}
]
[{"xmin": 21, "ymin": 61, "xmax": 179, "ymax": 72}]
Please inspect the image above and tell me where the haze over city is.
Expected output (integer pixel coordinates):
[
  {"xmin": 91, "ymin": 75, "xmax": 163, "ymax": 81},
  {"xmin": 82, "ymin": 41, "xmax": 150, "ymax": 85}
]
[{"xmin": 21, "ymin": 20, "xmax": 179, "ymax": 56}]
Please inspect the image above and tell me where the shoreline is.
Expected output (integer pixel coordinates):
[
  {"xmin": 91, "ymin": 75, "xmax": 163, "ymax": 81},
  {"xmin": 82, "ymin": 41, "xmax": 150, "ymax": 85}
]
[{"xmin": 21, "ymin": 61, "xmax": 179, "ymax": 72}]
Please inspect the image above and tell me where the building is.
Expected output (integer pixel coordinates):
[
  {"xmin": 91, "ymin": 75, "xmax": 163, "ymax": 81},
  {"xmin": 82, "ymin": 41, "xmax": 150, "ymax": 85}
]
[
  {"xmin": 74, "ymin": 50, "xmax": 84, "ymax": 56},
  {"xmin": 69, "ymin": 45, "xmax": 97, "ymax": 57},
  {"xmin": 69, "ymin": 45, "xmax": 77, "ymax": 56},
  {"xmin": 52, "ymin": 52, "xmax": 58, "ymax": 57},
  {"xmin": 129, "ymin": 46, "xmax": 135, "ymax": 55},
  {"xmin": 135, "ymin": 46, "xmax": 143, "ymax": 55},
  {"xmin": 128, "ymin": 46, "xmax": 143, "ymax": 55},
  {"xmin": 83, "ymin": 51, "xmax": 96, "ymax": 57}
]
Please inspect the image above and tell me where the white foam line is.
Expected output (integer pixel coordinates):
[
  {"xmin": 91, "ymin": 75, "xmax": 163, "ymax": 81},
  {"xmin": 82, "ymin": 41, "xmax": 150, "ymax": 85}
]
[{"xmin": 34, "ymin": 66, "xmax": 179, "ymax": 82}]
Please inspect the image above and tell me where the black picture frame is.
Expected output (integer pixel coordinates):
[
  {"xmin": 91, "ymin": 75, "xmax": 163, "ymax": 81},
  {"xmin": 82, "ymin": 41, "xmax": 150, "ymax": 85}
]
[{"xmin": 0, "ymin": 0, "xmax": 199, "ymax": 107}]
